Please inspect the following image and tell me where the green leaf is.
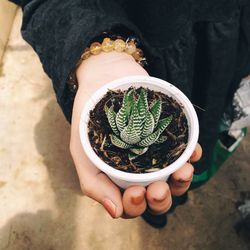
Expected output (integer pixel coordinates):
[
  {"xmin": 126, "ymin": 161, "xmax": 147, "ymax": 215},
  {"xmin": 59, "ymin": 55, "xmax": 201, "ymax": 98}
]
[
  {"xmin": 128, "ymin": 152, "xmax": 138, "ymax": 160},
  {"xmin": 116, "ymin": 89, "xmax": 134, "ymax": 131},
  {"xmin": 116, "ymin": 105, "xmax": 127, "ymax": 132},
  {"xmin": 156, "ymin": 115, "xmax": 173, "ymax": 134},
  {"xmin": 130, "ymin": 147, "xmax": 148, "ymax": 155},
  {"xmin": 137, "ymin": 129, "xmax": 161, "ymax": 147},
  {"xmin": 137, "ymin": 88, "xmax": 148, "ymax": 121},
  {"xmin": 104, "ymin": 105, "xmax": 119, "ymax": 135},
  {"xmin": 150, "ymin": 99, "xmax": 161, "ymax": 128},
  {"xmin": 110, "ymin": 134, "xmax": 131, "ymax": 149},
  {"xmin": 141, "ymin": 111, "xmax": 155, "ymax": 138},
  {"xmin": 120, "ymin": 105, "xmax": 141, "ymax": 145},
  {"xmin": 155, "ymin": 135, "xmax": 168, "ymax": 144}
]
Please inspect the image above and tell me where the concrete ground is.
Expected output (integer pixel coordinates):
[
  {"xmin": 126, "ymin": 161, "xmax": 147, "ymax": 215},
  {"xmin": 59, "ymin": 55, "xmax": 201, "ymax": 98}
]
[{"xmin": 0, "ymin": 10, "xmax": 250, "ymax": 250}]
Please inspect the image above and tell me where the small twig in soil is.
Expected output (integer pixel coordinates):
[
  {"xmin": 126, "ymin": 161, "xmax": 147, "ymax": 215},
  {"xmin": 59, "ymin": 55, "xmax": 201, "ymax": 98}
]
[{"xmin": 100, "ymin": 134, "xmax": 106, "ymax": 151}]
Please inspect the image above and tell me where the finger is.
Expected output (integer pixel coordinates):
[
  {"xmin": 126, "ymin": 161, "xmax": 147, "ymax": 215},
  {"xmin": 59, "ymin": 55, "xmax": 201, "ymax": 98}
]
[
  {"xmin": 122, "ymin": 186, "xmax": 147, "ymax": 218},
  {"xmin": 169, "ymin": 162, "xmax": 194, "ymax": 196},
  {"xmin": 81, "ymin": 171, "xmax": 124, "ymax": 219},
  {"xmin": 190, "ymin": 143, "xmax": 202, "ymax": 163},
  {"xmin": 146, "ymin": 181, "xmax": 172, "ymax": 215},
  {"xmin": 70, "ymin": 121, "xmax": 124, "ymax": 219}
]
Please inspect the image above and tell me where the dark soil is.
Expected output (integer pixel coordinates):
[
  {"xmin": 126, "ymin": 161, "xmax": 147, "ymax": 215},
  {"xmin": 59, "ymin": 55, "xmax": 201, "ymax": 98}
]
[{"xmin": 88, "ymin": 87, "xmax": 188, "ymax": 173}]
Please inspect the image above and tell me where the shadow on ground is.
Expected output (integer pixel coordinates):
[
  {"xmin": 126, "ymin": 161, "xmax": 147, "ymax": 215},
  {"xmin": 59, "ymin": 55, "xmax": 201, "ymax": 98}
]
[{"xmin": 0, "ymin": 99, "xmax": 80, "ymax": 250}]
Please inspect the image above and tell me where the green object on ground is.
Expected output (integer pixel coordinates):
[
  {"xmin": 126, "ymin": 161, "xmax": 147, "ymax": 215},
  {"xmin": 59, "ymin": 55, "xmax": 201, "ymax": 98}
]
[{"xmin": 191, "ymin": 128, "xmax": 247, "ymax": 189}]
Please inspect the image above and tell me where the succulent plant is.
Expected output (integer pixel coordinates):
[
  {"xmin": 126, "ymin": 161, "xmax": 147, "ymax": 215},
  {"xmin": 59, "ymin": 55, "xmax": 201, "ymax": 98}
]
[{"xmin": 104, "ymin": 88, "xmax": 172, "ymax": 159}]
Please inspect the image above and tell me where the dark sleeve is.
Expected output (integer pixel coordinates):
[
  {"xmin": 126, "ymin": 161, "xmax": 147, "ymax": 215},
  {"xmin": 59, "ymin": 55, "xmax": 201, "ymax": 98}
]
[{"xmin": 10, "ymin": 0, "xmax": 143, "ymax": 122}]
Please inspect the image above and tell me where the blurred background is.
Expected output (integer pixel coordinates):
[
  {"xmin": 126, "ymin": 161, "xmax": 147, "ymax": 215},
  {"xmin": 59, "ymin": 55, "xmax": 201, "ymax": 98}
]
[{"xmin": 0, "ymin": 2, "xmax": 250, "ymax": 250}]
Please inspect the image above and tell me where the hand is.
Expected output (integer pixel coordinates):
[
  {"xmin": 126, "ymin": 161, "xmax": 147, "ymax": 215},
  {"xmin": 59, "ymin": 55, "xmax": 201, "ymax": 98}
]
[{"xmin": 70, "ymin": 51, "xmax": 202, "ymax": 218}]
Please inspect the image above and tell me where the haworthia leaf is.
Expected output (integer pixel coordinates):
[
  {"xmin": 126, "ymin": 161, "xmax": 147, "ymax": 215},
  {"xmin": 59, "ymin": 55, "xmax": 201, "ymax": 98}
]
[
  {"xmin": 116, "ymin": 89, "xmax": 134, "ymax": 131},
  {"xmin": 150, "ymin": 99, "xmax": 161, "ymax": 128},
  {"xmin": 120, "ymin": 105, "xmax": 141, "ymax": 144},
  {"xmin": 116, "ymin": 105, "xmax": 127, "ymax": 132},
  {"xmin": 155, "ymin": 135, "xmax": 168, "ymax": 144},
  {"xmin": 156, "ymin": 115, "xmax": 173, "ymax": 134},
  {"xmin": 137, "ymin": 88, "xmax": 148, "ymax": 121},
  {"xmin": 137, "ymin": 129, "xmax": 161, "ymax": 147},
  {"xmin": 120, "ymin": 122, "xmax": 141, "ymax": 145},
  {"xmin": 110, "ymin": 134, "xmax": 131, "ymax": 149},
  {"xmin": 141, "ymin": 111, "xmax": 154, "ymax": 138},
  {"xmin": 104, "ymin": 105, "xmax": 119, "ymax": 135},
  {"xmin": 130, "ymin": 103, "xmax": 143, "ymax": 136},
  {"xmin": 123, "ymin": 89, "xmax": 134, "ymax": 117},
  {"xmin": 130, "ymin": 147, "xmax": 148, "ymax": 155},
  {"xmin": 128, "ymin": 152, "xmax": 138, "ymax": 160}
]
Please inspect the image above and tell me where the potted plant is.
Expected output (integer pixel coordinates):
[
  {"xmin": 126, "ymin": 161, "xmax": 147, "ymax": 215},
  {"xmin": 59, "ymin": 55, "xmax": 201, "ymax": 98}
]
[{"xmin": 79, "ymin": 75, "xmax": 199, "ymax": 189}]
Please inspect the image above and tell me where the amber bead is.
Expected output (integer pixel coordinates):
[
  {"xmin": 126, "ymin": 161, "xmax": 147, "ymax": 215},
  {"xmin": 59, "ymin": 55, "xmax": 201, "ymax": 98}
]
[
  {"xmin": 81, "ymin": 48, "xmax": 91, "ymax": 60},
  {"xmin": 114, "ymin": 39, "xmax": 126, "ymax": 52},
  {"xmin": 132, "ymin": 48, "xmax": 144, "ymax": 61},
  {"xmin": 138, "ymin": 57, "xmax": 148, "ymax": 67},
  {"xmin": 101, "ymin": 38, "xmax": 114, "ymax": 52},
  {"xmin": 125, "ymin": 41, "xmax": 136, "ymax": 54},
  {"xmin": 90, "ymin": 42, "xmax": 102, "ymax": 55}
]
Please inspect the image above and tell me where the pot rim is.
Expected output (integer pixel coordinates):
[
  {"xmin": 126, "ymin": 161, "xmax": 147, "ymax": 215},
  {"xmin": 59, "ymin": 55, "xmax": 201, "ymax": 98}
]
[{"xmin": 79, "ymin": 75, "xmax": 199, "ymax": 183}]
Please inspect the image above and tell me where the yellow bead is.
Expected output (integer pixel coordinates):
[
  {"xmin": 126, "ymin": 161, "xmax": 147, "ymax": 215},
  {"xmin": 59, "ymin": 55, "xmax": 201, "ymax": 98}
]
[
  {"xmin": 81, "ymin": 48, "xmax": 91, "ymax": 60},
  {"xmin": 114, "ymin": 39, "xmax": 126, "ymax": 52},
  {"xmin": 125, "ymin": 41, "xmax": 136, "ymax": 54},
  {"xmin": 132, "ymin": 48, "xmax": 143, "ymax": 61},
  {"xmin": 90, "ymin": 42, "xmax": 102, "ymax": 55},
  {"xmin": 101, "ymin": 38, "xmax": 114, "ymax": 52}
]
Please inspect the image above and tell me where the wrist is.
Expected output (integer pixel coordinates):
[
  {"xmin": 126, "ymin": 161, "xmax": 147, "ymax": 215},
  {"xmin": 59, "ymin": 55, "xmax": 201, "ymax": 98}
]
[{"xmin": 76, "ymin": 51, "xmax": 148, "ymax": 90}]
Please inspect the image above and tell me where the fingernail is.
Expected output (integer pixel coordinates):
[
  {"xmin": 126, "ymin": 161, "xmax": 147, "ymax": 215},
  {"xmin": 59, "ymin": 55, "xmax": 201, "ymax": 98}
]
[
  {"xmin": 153, "ymin": 192, "xmax": 168, "ymax": 202},
  {"xmin": 103, "ymin": 198, "xmax": 117, "ymax": 218},
  {"xmin": 131, "ymin": 192, "xmax": 145, "ymax": 205},
  {"xmin": 191, "ymin": 150, "xmax": 196, "ymax": 159},
  {"xmin": 176, "ymin": 177, "xmax": 193, "ymax": 185}
]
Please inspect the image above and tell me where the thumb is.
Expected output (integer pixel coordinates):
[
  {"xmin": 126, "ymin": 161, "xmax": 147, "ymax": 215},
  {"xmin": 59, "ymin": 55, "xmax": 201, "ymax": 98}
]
[{"xmin": 83, "ymin": 172, "xmax": 124, "ymax": 219}]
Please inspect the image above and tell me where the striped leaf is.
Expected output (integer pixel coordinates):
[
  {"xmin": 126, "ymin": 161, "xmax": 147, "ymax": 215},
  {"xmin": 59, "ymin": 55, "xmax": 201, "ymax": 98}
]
[
  {"xmin": 130, "ymin": 147, "xmax": 148, "ymax": 155},
  {"xmin": 123, "ymin": 89, "xmax": 134, "ymax": 117},
  {"xmin": 104, "ymin": 105, "xmax": 119, "ymax": 135},
  {"xmin": 137, "ymin": 129, "xmax": 161, "ymax": 147},
  {"xmin": 141, "ymin": 111, "xmax": 155, "ymax": 138},
  {"xmin": 155, "ymin": 135, "xmax": 168, "ymax": 144},
  {"xmin": 128, "ymin": 152, "xmax": 138, "ymax": 160},
  {"xmin": 156, "ymin": 115, "xmax": 173, "ymax": 134},
  {"xmin": 116, "ymin": 89, "xmax": 134, "ymax": 131},
  {"xmin": 137, "ymin": 88, "xmax": 148, "ymax": 121},
  {"xmin": 120, "ymin": 105, "xmax": 141, "ymax": 144},
  {"xmin": 110, "ymin": 134, "xmax": 131, "ymax": 149},
  {"xmin": 150, "ymin": 99, "xmax": 161, "ymax": 128}
]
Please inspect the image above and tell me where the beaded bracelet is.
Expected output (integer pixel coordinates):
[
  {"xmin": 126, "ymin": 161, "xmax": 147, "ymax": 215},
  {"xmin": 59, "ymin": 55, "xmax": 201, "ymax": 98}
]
[
  {"xmin": 68, "ymin": 35, "xmax": 147, "ymax": 92},
  {"xmin": 79, "ymin": 37, "xmax": 147, "ymax": 67}
]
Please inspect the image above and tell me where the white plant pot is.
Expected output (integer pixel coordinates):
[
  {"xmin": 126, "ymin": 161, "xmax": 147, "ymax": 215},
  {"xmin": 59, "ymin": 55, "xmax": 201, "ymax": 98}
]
[{"xmin": 79, "ymin": 75, "xmax": 199, "ymax": 189}]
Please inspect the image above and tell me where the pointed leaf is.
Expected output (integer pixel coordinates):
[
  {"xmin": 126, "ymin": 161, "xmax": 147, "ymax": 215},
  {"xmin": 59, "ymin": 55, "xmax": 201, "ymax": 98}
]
[
  {"xmin": 150, "ymin": 99, "xmax": 161, "ymax": 127},
  {"xmin": 104, "ymin": 105, "xmax": 119, "ymax": 135},
  {"xmin": 141, "ymin": 111, "xmax": 154, "ymax": 138},
  {"xmin": 137, "ymin": 129, "xmax": 161, "ymax": 147},
  {"xmin": 116, "ymin": 89, "xmax": 134, "ymax": 131},
  {"xmin": 120, "ymin": 105, "xmax": 141, "ymax": 144},
  {"xmin": 130, "ymin": 147, "xmax": 148, "ymax": 155},
  {"xmin": 116, "ymin": 105, "xmax": 127, "ymax": 132},
  {"xmin": 137, "ymin": 88, "xmax": 148, "ymax": 121},
  {"xmin": 128, "ymin": 152, "xmax": 138, "ymax": 160},
  {"xmin": 110, "ymin": 134, "xmax": 131, "ymax": 149},
  {"xmin": 155, "ymin": 135, "xmax": 168, "ymax": 144},
  {"xmin": 156, "ymin": 115, "xmax": 173, "ymax": 134},
  {"xmin": 123, "ymin": 89, "xmax": 135, "ymax": 117}
]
